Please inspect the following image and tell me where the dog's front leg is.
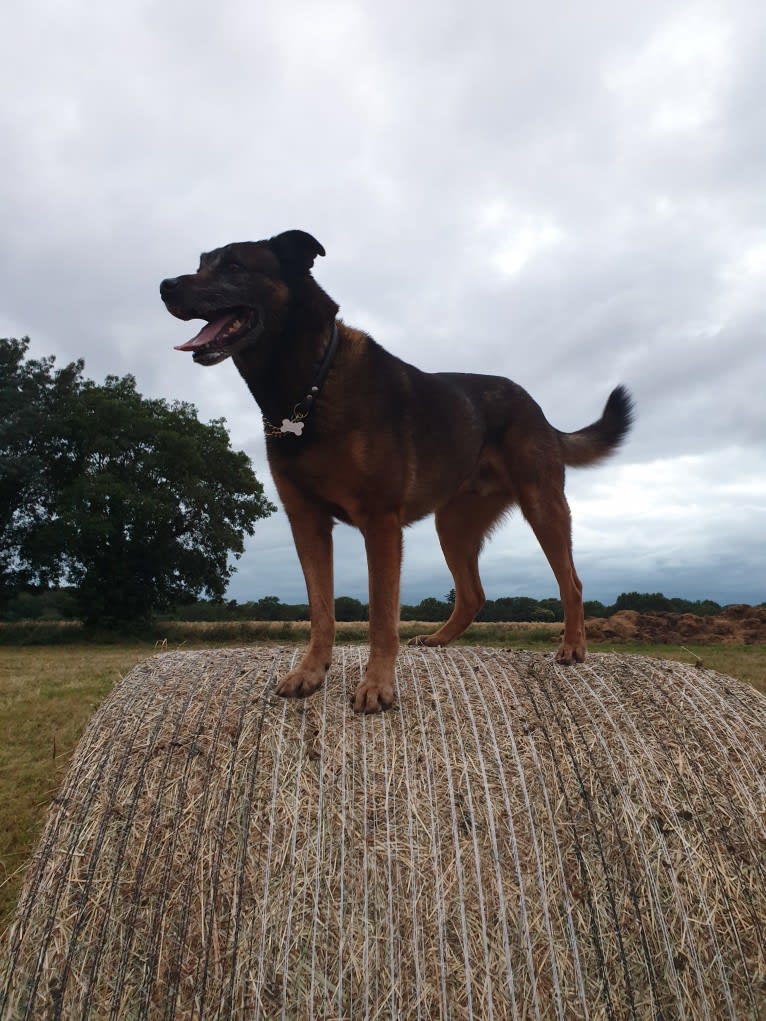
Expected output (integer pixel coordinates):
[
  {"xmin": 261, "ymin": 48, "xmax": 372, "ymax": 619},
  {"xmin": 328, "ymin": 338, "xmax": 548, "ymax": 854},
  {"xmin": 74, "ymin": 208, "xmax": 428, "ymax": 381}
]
[
  {"xmin": 273, "ymin": 480, "xmax": 335, "ymax": 700},
  {"xmin": 353, "ymin": 513, "xmax": 403, "ymax": 714}
]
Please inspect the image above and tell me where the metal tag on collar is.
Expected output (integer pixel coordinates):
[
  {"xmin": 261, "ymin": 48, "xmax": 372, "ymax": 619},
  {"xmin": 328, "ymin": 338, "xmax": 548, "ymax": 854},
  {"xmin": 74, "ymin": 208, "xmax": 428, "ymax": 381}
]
[{"xmin": 279, "ymin": 418, "xmax": 305, "ymax": 436}]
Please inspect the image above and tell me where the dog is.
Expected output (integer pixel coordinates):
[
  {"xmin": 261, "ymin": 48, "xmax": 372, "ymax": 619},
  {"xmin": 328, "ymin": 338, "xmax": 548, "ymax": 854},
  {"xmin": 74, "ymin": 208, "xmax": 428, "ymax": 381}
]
[{"xmin": 161, "ymin": 230, "xmax": 633, "ymax": 713}]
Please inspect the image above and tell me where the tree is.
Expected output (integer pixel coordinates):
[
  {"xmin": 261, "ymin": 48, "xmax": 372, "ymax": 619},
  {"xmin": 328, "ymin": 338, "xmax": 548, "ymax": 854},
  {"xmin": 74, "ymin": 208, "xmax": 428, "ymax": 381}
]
[
  {"xmin": 251, "ymin": 595, "xmax": 284, "ymax": 620},
  {"xmin": 612, "ymin": 591, "xmax": 673, "ymax": 614},
  {"xmin": 479, "ymin": 596, "xmax": 541, "ymax": 622},
  {"xmin": 0, "ymin": 339, "xmax": 276, "ymax": 625},
  {"xmin": 334, "ymin": 596, "xmax": 368, "ymax": 621},
  {"xmin": 411, "ymin": 597, "xmax": 450, "ymax": 621},
  {"xmin": 0, "ymin": 338, "xmax": 83, "ymax": 603},
  {"xmin": 60, "ymin": 375, "xmax": 276, "ymax": 625},
  {"xmin": 584, "ymin": 599, "xmax": 608, "ymax": 618}
]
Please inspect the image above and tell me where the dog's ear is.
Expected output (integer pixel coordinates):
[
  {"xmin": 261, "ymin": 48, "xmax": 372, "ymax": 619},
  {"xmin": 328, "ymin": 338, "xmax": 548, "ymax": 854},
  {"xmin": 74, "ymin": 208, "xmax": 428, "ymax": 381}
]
[{"xmin": 268, "ymin": 230, "xmax": 326, "ymax": 276}]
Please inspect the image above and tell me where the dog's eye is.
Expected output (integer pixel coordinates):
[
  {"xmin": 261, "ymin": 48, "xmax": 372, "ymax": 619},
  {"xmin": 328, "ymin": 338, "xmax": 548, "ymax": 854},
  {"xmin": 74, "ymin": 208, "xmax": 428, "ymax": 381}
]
[{"xmin": 226, "ymin": 260, "xmax": 246, "ymax": 272}]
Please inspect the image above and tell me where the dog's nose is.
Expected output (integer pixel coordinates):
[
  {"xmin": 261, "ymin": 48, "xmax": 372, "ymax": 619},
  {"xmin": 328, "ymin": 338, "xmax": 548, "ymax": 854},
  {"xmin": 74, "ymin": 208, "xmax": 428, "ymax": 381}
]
[{"xmin": 160, "ymin": 277, "xmax": 180, "ymax": 298}]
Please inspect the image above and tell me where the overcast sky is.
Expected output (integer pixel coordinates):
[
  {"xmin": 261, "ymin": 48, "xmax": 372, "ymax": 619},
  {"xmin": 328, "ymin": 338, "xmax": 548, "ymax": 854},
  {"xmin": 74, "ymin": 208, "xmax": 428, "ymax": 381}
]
[{"xmin": 2, "ymin": 0, "xmax": 765, "ymax": 607}]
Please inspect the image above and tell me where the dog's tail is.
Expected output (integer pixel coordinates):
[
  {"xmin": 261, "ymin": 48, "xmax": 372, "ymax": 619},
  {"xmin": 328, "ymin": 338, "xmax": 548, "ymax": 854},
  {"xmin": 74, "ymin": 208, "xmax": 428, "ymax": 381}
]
[{"xmin": 558, "ymin": 385, "xmax": 634, "ymax": 468}]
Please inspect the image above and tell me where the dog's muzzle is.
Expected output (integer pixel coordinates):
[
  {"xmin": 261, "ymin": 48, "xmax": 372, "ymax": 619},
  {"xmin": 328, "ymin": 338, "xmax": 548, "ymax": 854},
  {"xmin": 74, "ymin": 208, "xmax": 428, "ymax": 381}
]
[{"xmin": 160, "ymin": 279, "xmax": 263, "ymax": 367}]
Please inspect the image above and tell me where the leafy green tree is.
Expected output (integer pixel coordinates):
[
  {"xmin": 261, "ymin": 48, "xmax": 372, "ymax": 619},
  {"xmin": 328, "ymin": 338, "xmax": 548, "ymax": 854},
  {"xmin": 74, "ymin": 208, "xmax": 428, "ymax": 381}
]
[
  {"xmin": 57, "ymin": 375, "xmax": 275, "ymax": 625},
  {"xmin": 584, "ymin": 599, "xmax": 608, "ymax": 618},
  {"xmin": 412, "ymin": 596, "xmax": 450, "ymax": 621},
  {"xmin": 479, "ymin": 596, "xmax": 540, "ymax": 622},
  {"xmin": 612, "ymin": 591, "xmax": 673, "ymax": 614},
  {"xmin": 251, "ymin": 595, "xmax": 284, "ymax": 620},
  {"xmin": 0, "ymin": 338, "xmax": 83, "ymax": 603},
  {"xmin": 668, "ymin": 597, "xmax": 722, "ymax": 616},
  {"xmin": 334, "ymin": 596, "xmax": 368, "ymax": 621},
  {"xmin": 2, "ymin": 587, "xmax": 79, "ymax": 621},
  {"xmin": 538, "ymin": 597, "xmax": 563, "ymax": 621},
  {"xmin": 1, "ymin": 339, "xmax": 276, "ymax": 625}
]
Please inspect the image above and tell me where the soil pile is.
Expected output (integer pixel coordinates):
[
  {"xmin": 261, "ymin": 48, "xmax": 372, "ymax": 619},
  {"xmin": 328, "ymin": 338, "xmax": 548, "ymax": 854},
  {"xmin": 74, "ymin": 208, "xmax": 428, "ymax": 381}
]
[{"xmin": 587, "ymin": 603, "xmax": 766, "ymax": 644}]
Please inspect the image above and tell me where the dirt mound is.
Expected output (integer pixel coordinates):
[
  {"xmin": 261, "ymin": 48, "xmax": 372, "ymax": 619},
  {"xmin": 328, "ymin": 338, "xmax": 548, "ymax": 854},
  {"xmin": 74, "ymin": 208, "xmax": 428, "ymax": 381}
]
[{"xmin": 586, "ymin": 604, "xmax": 766, "ymax": 644}]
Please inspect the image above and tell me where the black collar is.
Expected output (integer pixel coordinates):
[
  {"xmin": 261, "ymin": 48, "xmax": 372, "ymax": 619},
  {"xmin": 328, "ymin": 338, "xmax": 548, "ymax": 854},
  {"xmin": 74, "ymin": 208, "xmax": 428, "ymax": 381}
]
[
  {"xmin": 294, "ymin": 322, "xmax": 339, "ymax": 416},
  {"xmin": 263, "ymin": 322, "xmax": 339, "ymax": 437}
]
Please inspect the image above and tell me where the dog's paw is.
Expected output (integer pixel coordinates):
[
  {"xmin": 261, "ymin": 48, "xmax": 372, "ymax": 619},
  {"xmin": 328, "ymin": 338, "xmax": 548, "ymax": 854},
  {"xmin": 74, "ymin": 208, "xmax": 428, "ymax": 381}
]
[
  {"xmin": 555, "ymin": 642, "xmax": 586, "ymax": 665},
  {"xmin": 275, "ymin": 664, "xmax": 326, "ymax": 699},
  {"xmin": 352, "ymin": 674, "xmax": 395, "ymax": 714},
  {"xmin": 406, "ymin": 634, "xmax": 443, "ymax": 647}
]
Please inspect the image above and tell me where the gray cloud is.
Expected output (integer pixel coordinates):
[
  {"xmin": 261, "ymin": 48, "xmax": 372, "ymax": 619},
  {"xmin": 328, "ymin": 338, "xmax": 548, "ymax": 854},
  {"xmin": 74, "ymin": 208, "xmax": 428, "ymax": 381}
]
[{"xmin": 2, "ymin": 0, "xmax": 764, "ymax": 607}]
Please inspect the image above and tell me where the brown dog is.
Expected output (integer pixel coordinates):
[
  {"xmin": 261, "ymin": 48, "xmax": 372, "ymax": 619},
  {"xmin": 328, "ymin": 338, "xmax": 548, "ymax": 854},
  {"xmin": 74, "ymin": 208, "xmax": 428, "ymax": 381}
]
[{"xmin": 161, "ymin": 230, "xmax": 633, "ymax": 713}]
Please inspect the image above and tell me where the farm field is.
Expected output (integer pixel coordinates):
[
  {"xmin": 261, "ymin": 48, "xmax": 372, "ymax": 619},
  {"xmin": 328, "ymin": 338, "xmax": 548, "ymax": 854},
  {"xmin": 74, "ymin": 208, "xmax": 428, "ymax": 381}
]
[{"xmin": 1, "ymin": 626, "xmax": 765, "ymax": 929}]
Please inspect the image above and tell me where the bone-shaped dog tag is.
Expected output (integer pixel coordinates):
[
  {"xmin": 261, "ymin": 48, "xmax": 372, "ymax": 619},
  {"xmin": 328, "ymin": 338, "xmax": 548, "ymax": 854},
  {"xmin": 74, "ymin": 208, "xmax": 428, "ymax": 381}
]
[{"xmin": 280, "ymin": 418, "xmax": 304, "ymax": 436}]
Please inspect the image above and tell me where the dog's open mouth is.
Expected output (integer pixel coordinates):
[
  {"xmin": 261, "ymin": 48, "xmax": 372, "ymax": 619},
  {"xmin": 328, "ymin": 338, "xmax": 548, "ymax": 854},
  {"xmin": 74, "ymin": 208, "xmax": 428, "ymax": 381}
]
[{"xmin": 174, "ymin": 309, "xmax": 259, "ymax": 366}]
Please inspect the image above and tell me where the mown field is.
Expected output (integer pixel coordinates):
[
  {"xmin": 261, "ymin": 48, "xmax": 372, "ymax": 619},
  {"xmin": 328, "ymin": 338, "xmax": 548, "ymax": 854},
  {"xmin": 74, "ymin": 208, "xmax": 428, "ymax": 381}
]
[{"xmin": 2, "ymin": 622, "xmax": 765, "ymax": 929}]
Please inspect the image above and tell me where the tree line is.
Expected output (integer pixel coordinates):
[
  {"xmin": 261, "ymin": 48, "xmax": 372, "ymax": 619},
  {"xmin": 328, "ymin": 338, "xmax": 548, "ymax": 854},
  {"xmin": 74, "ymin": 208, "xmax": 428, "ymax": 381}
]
[
  {"xmin": 1, "ymin": 588, "xmax": 733, "ymax": 625},
  {"xmin": 163, "ymin": 592, "xmax": 731, "ymax": 620},
  {"xmin": 166, "ymin": 590, "xmax": 728, "ymax": 623}
]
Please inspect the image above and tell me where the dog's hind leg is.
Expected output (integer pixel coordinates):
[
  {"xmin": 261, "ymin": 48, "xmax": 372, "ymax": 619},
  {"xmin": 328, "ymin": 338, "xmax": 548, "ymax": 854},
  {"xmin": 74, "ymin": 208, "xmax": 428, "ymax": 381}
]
[
  {"xmin": 518, "ymin": 481, "xmax": 586, "ymax": 664},
  {"xmin": 408, "ymin": 493, "xmax": 509, "ymax": 647},
  {"xmin": 273, "ymin": 480, "xmax": 336, "ymax": 699}
]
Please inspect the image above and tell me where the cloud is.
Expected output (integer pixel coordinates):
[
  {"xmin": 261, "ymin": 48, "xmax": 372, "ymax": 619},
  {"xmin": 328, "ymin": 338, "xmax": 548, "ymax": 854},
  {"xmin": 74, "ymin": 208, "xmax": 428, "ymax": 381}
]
[{"xmin": 2, "ymin": 0, "xmax": 765, "ymax": 606}]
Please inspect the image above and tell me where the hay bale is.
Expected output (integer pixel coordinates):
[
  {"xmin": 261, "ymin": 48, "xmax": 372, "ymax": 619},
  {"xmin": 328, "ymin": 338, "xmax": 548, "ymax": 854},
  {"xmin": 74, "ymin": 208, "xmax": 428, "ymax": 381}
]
[{"xmin": 2, "ymin": 647, "xmax": 765, "ymax": 1020}]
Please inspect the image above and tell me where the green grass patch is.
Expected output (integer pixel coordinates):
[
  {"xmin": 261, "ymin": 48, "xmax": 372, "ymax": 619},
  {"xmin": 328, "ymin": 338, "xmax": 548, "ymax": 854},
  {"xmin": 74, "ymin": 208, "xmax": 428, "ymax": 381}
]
[
  {"xmin": 588, "ymin": 640, "xmax": 766, "ymax": 696},
  {"xmin": 0, "ymin": 644, "xmax": 152, "ymax": 926}
]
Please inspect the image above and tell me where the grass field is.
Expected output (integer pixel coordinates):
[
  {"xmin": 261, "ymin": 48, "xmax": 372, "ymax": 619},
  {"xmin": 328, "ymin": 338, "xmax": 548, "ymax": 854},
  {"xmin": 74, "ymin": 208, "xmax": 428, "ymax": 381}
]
[{"xmin": 1, "ymin": 625, "xmax": 765, "ymax": 929}]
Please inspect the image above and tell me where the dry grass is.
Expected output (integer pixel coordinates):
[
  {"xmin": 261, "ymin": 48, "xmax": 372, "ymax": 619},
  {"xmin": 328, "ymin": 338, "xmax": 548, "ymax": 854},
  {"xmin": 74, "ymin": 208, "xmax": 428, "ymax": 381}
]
[{"xmin": 2, "ymin": 645, "xmax": 765, "ymax": 1019}]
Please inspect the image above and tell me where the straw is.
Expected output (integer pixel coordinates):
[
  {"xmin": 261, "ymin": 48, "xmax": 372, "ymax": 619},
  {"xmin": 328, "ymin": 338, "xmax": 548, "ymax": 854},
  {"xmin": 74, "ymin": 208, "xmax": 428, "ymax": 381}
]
[{"xmin": 2, "ymin": 646, "xmax": 765, "ymax": 1020}]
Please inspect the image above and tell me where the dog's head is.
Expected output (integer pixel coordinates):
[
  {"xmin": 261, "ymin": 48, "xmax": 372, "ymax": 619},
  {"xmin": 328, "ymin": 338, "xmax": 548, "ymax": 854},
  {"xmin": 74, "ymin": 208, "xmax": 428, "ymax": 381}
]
[{"xmin": 160, "ymin": 230, "xmax": 325, "ymax": 366}]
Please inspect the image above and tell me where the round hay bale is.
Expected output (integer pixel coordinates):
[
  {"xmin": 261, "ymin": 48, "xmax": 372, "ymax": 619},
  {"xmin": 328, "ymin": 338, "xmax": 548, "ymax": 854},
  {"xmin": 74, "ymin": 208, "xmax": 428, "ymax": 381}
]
[{"xmin": 2, "ymin": 646, "xmax": 765, "ymax": 1020}]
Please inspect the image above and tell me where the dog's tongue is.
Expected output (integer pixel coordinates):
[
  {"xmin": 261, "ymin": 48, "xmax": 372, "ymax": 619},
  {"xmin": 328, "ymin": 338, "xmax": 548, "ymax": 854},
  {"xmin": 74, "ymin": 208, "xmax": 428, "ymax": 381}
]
[{"xmin": 174, "ymin": 313, "xmax": 238, "ymax": 351}]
